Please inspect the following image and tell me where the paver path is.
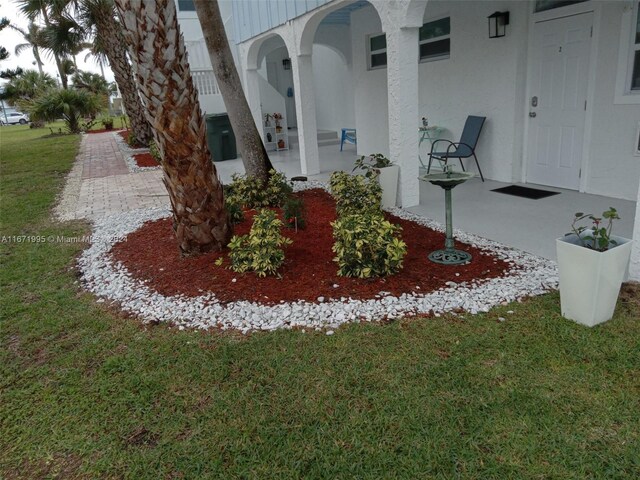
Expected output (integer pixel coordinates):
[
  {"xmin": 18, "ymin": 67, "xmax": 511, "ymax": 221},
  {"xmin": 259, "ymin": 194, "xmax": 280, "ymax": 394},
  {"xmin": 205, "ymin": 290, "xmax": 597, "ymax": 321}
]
[{"xmin": 56, "ymin": 132, "xmax": 168, "ymax": 220}]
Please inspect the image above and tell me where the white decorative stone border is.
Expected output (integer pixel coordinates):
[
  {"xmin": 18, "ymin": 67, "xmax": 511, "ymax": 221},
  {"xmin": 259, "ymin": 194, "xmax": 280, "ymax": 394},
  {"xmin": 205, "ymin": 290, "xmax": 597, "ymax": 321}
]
[
  {"xmin": 78, "ymin": 181, "xmax": 559, "ymax": 333},
  {"xmin": 112, "ymin": 130, "xmax": 161, "ymax": 173}
]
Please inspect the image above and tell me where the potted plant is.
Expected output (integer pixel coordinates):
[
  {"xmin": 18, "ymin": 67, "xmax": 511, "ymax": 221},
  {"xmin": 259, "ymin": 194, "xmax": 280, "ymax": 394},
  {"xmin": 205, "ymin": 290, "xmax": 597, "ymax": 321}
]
[
  {"xmin": 273, "ymin": 112, "xmax": 283, "ymax": 132},
  {"xmin": 101, "ymin": 116, "xmax": 114, "ymax": 130},
  {"xmin": 353, "ymin": 153, "xmax": 399, "ymax": 208},
  {"xmin": 556, "ymin": 208, "xmax": 633, "ymax": 327}
]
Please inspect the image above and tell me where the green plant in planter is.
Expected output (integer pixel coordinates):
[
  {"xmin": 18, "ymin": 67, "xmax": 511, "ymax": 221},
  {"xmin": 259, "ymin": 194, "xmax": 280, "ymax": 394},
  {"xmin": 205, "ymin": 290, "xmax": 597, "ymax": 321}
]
[
  {"xmin": 568, "ymin": 207, "xmax": 620, "ymax": 251},
  {"xmin": 352, "ymin": 153, "xmax": 394, "ymax": 179},
  {"xmin": 332, "ymin": 213, "xmax": 407, "ymax": 278},
  {"xmin": 283, "ymin": 196, "xmax": 306, "ymax": 230},
  {"xmin": 227, "ymin": 170, "xmax": 292, "ymax": 209},
  {"xmin": 228, "ymin": 209, "xmax": 292, "ymax": 277},
  {"xmin": 329, "ymin": 171, "xmax": 382, "ymax": 217},
  {"xmin": 100, "ymin": 116, "xmax": 114, "ymax": 130}
]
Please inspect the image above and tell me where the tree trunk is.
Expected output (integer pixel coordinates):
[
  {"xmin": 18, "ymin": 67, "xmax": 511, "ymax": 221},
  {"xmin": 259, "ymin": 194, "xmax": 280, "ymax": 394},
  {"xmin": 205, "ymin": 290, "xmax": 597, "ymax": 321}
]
[
  {"xmin": 94, "ymin": 10, "xmax": 153, "ymax": 146},
  {"xmin": 40, "ymin": 6, "xmax": 67, "ymax": 89},
  {"xmin": 193, "ymin": 0, "xmax": 273, "ymax": 182},
  {"xmin": 32, "ymin": 46, "xmax": 44, "ymax": 75},
  {"xmin": 115, "ymin": 0, "xmax": 232, "ymax": 256}
]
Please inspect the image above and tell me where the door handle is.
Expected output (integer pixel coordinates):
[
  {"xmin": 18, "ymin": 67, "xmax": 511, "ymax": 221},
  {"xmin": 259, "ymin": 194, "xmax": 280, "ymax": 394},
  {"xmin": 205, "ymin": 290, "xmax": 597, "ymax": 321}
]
[{"xmin": 529, "ymin": 112, "xmax": 537, "ymax": 118}]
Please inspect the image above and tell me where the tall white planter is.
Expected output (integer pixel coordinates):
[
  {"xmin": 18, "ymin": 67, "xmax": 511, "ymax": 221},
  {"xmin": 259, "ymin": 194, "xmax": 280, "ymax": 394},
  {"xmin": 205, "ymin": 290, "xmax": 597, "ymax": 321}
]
[
  {"xmin": 556, "ymin": 232, "xmax": 633, "ymax": 327},
  {"xmin": 378, "ymin": 165, "xmax": 399, "ymax": 209}
]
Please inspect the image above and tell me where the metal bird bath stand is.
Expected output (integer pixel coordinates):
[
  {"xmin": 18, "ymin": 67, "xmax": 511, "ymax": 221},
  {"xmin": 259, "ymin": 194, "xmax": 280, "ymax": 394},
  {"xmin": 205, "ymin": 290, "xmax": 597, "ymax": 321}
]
[{"xmin": 419, "ymin": 166, "xmax": 474, "ymax": 265}]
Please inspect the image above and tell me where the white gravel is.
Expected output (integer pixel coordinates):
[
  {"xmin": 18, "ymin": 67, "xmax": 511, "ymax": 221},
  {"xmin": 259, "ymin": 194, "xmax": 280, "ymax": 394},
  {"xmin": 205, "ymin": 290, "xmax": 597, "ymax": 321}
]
[
  {"xmin": 78, "ymin": 181, "xmax": 558, "ymax": 333},
  {"xmin": 112, "ymin": 130, "xmax": 161, "ymax": 173}
]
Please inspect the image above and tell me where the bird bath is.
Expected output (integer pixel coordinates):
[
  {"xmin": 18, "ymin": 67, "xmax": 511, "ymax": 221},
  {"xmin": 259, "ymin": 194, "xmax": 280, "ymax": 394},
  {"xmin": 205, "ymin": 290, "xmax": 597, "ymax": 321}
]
[{"xmin": 419, "ymin": 167, "xmax": 475, "ymax": 265}]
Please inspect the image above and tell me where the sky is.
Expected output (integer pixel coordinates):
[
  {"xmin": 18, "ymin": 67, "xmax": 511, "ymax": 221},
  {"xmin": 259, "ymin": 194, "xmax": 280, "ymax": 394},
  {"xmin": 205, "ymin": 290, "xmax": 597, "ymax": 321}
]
[{"xmin": 0, "ymin": 0, "xmax": 116, "ymax": 86}]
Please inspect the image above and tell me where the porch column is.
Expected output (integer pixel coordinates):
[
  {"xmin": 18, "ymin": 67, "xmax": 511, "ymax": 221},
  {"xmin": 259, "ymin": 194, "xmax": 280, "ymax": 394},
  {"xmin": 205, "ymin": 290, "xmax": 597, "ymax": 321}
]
[
  {"xmin": 244, "ymin": 67, "xmax": 264, "ymax": 133},
  {"xmin": 291, "ymin": 53, "xmax": 320, "ymax": 175},
  {"xmin": 385, "ymin": 26, "xmax": 420, "ymax": 208},
  {"xmin": 630, "ymin": 180, "xmax": 640, "ymax": 281}
]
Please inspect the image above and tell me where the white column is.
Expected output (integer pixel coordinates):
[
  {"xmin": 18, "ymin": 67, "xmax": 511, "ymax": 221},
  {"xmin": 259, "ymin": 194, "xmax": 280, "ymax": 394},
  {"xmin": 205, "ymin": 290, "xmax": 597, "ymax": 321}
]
[
  {"xmin": 291, "ymin": 54, "xmax": 320, "ymax": 176},
  {"xmin": 630, "ymin": 179, "xmax": 640, "ymax": 281},
  {"xmin": 244, "ymin": 68, "xmax": 264, "ymax": 133},
  {"xmin": 385, "ymin": 26, "xmax": 420, "ymax": 208}
]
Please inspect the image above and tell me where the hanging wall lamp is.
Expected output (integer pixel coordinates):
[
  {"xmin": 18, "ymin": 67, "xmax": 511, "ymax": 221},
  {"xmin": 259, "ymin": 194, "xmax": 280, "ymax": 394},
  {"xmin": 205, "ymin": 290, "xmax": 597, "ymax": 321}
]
[{"xmin": 487, "ymin": 11, "xmax": 509, "ymax": 38}]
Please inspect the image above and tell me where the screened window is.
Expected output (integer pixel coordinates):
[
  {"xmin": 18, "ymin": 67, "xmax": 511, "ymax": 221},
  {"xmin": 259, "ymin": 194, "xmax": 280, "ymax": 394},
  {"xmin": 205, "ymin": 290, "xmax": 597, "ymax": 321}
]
[
  {"xmin": 419, "ymin": 17, "xmax": 450, "ymax": 61},
  {"xmin": 177, "ymin": 0, "xmax": 196, "ymax": 12},
  {"xmin": 631, "ymin": 3, "xmax": 640, "ymax": 91},
  {"xmin": 368, "ymin": 34, "xmax": 387, "ymax": 69}
]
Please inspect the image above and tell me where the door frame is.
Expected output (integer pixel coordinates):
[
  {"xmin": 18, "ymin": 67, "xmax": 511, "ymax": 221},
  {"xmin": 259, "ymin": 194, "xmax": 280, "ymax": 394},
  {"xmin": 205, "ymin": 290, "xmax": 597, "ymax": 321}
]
[{"xmin": 521, "ymin": 1, "xmax": 602, "ymax": 192}]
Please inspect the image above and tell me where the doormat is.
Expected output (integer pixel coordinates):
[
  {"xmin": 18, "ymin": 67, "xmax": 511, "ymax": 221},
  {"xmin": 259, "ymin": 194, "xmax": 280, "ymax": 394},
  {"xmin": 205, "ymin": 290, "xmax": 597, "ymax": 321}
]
[{"xmin": 491, "ymin": 185, "xmax": 560, "ymax": 200}]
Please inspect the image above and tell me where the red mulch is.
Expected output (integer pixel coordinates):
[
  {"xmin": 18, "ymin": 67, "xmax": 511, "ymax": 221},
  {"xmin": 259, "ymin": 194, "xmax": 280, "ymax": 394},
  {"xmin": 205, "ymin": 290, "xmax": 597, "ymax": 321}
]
[
  {"xmin": 117, "ymin": 129, "xmax": 145, "ymax": 148},
  {"xmin": 87, "ymin": 128, "xmax": 117, "ymax": 134},
  {"xmin": 110, "ymin": 189, "xmax": 511, "ymax": 305},
  {"xmin": 133, "ymin": 152, "xmax": 159, "ymax": 168}
]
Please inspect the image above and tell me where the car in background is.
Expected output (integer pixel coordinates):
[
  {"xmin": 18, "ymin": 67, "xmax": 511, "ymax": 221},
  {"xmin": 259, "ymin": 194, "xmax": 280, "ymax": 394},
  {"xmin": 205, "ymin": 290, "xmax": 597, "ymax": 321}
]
[{"xmin": 0, "ymin": 112, "xmax": 30, "ymax": 125}]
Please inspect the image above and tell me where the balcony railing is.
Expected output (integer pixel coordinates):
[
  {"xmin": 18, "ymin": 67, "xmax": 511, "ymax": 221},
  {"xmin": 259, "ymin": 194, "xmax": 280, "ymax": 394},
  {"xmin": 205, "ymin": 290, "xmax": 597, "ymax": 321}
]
[{"xmin": 191, "ymin": 70, "xmax": 219, "ymax": 96}]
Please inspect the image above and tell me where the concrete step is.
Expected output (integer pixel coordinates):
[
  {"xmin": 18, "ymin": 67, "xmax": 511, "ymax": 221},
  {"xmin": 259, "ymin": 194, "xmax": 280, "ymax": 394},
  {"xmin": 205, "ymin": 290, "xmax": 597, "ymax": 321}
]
[{"xmin": 288, "ymin": 129, "xmax": 339, "ymax": 147}]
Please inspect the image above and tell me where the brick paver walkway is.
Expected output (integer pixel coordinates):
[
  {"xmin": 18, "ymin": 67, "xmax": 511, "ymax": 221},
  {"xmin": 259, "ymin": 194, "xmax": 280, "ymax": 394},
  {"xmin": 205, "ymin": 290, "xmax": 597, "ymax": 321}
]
[{"xmin": 56, "ymin": 132, "xmax": 169, "ymax": 220}]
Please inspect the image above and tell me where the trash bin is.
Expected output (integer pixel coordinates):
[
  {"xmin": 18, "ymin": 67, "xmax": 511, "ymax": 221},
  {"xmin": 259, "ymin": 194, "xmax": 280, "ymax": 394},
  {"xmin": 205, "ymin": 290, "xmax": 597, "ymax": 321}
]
[{"xmin": 205, "ymin": 113, "xmax": 237, "ymax": 161}]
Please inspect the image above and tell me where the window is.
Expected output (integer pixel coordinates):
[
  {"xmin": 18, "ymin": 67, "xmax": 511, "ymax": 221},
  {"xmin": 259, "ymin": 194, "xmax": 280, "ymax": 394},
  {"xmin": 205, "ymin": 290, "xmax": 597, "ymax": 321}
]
[
  {"xmin": 419, "ymin": 17, "xmax": 450, "ymax": 62},
  {"xmin": 368, "ymin": 34, "xmax": 387, "ymax": 69},
  {"xmin": 631, "ymin": 3, "xmax": 640, "ymax": 91},
  {"xmin": 534, "ymin": 1, "xmax": 588, "ymax": 13},
  {"xmin": 177, "ymin": 0, "xmax": 195, "ymax": 12}
]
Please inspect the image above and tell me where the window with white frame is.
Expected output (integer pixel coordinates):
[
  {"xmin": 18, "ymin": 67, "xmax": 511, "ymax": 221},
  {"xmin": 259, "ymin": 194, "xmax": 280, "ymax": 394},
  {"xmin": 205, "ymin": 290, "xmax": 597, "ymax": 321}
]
[
  {"xmin": 419, "ymin": 17, "xmax": 451, "ymax": 62},
  {"xmin": 630, "ymin": 2, "xmax": 640, "ymax": 91},
  {"xmin": 368, "ymin": 33, "xmax": 387, "ymax": 69},
  {"xmin": 177, "ymin": 0, "xmax": 196, "ymax": 12}
]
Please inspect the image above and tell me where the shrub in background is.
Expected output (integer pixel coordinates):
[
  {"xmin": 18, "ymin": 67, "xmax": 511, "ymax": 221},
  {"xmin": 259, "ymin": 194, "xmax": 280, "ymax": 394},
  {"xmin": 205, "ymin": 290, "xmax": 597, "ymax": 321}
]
[
  {"xmin": 283, "ymin": 196, "xmax": 306, "ymax": 230},
  {"xmin": 329, "ymin": 171, "xmax": 382, "ymax": 217},
  {"xmin": 227, "ymin": 169, "xmax": 292, "ymax": 209},
  {"xmin": 100, "ymin": 116, "xmax": 114, "ymax": 130},
  {"xmin": 228, "ymin": 209, "xmax": 292, "ymax": 277},
  {"xmin": 332, "ymin": 213, "xmax": 407, "ymax": 278},
  {"xmin": 149, "ymin": 140, "xmax": 162, "ymax": 164},
  {"xmin": 224, "ymin": 196, "xmax": 245, "ymax": 225}
]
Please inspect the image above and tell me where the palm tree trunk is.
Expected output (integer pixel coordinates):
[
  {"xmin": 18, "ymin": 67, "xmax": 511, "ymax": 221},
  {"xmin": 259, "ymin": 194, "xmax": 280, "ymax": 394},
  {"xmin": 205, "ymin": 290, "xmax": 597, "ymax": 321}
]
[
  {"xmin": 93, "ymin": 10, "xmax": 153, "ymax": 146},
  {"xmin": 32, "ymin": 46, "xmax": 44, "ymax": 75},
  {"xmin": 115, "ymin": 0, "xmax": 232, "ymax": 256},
  {"xmin": 193, "ymin": 0, "xmax": 273, "ymax": 182},
  {"xmin": 40, "ymin": 5, "xmax": 67, "ymax": 89}
]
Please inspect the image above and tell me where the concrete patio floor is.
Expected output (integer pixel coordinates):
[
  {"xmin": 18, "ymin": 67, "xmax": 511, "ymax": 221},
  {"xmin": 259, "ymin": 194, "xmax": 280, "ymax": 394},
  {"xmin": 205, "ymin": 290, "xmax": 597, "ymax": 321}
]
[{"xmin": 59, "ymin": 132, "xmax": 636, "ymax": 263}]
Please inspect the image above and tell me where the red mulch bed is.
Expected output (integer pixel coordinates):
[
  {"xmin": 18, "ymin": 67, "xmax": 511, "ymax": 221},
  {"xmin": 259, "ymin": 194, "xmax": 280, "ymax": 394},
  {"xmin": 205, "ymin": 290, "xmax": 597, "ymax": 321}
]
[
  {"xmin": 87, "ymin": 128, "xmax": 117, "ymax": 134},
  {"xmin": 117, "ymin": 129, "xmax": 145, "ymax": 148},
  {"xmin": 133, "ymin": 152, "xmax": 159, "ymax": 168},
  {"xmin": 110, "ymin": 189, "xmax": 510, "ymax": 305}
]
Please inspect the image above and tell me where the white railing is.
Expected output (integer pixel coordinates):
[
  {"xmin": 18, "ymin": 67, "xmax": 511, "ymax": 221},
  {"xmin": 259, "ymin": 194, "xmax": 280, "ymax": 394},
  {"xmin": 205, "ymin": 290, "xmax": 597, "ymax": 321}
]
[{"xmin": 191, "ymin": 70, "xmax": 219, "ymax": 96}]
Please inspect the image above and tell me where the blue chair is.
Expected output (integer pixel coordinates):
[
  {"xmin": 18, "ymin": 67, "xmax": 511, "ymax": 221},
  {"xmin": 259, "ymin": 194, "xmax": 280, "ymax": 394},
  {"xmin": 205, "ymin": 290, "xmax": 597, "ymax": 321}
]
[
  {"xmin": 427, "ymin": 116, "xmax": 486, "ymax": 182},
  {"xmin": 340, "ymin": 128, "xmax": 357, "ymax": 151}
]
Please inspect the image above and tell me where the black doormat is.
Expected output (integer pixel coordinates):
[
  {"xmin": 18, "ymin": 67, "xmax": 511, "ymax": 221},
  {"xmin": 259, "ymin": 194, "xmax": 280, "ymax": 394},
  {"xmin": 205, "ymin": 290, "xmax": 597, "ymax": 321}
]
[{"xmin": 491, "ymin": 185, "xmax": 560, "ymax": 200}]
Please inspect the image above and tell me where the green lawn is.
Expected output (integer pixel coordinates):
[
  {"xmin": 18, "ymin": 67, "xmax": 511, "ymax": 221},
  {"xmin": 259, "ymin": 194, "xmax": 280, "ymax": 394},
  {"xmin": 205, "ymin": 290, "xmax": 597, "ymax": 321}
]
[{"xmin": 1, "ymin": 123, "xmax": 639, "ymax": 479}]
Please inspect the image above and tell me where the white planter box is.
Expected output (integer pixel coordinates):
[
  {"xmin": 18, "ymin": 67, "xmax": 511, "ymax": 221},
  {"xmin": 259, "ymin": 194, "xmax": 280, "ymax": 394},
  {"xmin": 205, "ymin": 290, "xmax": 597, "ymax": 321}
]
[
  {"xmin": 556, "ymin": 232, "xmax": 633, "ymax": 327},
  {"xmin": 378, "ymin": 165, "xmax": 399, "ymax": 209}
]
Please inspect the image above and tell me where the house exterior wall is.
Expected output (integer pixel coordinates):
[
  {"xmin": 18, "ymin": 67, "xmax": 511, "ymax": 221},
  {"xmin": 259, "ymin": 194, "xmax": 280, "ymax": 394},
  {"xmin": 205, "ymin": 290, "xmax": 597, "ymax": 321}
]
[{"xmin": 232, "ymin": 0, "xmax": 331, "ymax": 44}]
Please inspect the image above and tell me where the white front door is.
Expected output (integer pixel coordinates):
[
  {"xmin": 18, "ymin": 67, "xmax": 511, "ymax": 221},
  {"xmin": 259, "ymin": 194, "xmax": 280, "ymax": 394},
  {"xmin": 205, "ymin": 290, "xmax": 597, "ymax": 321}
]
[{"xmin": 526, "ymin": 12, "xmax": 593, "ymax": 190}]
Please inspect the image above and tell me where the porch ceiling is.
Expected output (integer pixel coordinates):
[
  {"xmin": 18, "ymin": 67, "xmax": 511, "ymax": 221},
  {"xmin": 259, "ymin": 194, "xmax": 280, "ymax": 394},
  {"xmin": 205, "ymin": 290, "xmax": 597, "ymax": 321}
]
[{"xmin": 320, "ymin": 0, "xmax": 369, "ymax": 26}]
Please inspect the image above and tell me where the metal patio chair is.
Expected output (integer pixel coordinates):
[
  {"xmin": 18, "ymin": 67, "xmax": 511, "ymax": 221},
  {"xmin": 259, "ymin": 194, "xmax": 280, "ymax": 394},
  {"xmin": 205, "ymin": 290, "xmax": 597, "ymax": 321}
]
[{"xmin": 427, "ymin": 116, "xmax": 486, "ymax": 182}]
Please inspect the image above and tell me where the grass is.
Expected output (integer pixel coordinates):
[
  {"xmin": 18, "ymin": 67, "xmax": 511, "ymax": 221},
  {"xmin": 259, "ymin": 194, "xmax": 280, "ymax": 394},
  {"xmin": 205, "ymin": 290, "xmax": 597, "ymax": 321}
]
[{"xmin": 1, "ymin": 123, "xmax": 639, "ymax": 479}]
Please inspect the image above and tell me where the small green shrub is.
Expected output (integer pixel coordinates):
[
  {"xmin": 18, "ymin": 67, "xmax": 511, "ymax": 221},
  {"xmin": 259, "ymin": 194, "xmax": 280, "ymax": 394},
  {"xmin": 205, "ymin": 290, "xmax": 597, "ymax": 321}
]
[
  {"xmin": 100, "ymin": 116, "xmax": 114, "ymax": 130},
  {"xmin": 228, "ymin": 209, "xmax": 292, "ymax": 277},
  {"xmin": 127, "ymin": 131, "xmax": 138, "ymax": 147},
  {"xmin": 352, "ymin": 153, "xmax": 394, "ymax": 179},
  {"xmin": 149, "ymin": 140, "xmax": 162, "ymax": 163},
  {"xmin": 332, "ymin": 213, "xmax": 406, "ymax": 278},
  {"xmin": 283, "ymin": 196, "xmax": 306, "ymax": 230},
  {"xmin": 224, "ymin": 196, "xmax": 245, "ymax": 225},
  {"xmin": 329, "ymin": 171, "xmax": 382, "ymax": 217},
  {"xmin": 227, "ymin": 169, "xmax": 292, "ymax": 209}
]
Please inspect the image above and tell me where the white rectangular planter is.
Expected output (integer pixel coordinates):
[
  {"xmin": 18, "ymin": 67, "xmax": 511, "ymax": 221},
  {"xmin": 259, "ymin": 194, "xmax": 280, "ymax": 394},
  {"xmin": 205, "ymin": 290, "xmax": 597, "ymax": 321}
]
[
  {"xmin": 378, "ymin": 165, "xmax": 399, "ymax": 209},
  {"xmin": 556, "ymin": 232, "xmax": 633, "ymax": 327}
]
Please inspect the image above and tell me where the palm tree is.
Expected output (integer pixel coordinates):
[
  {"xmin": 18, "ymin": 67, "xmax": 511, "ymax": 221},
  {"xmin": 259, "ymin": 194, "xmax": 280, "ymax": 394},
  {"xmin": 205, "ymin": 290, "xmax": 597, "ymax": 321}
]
[
  {"xmin": 8, "ymin": 22, "xmax": 46, "ymax": 75},
  {"xmin": 15, "ymin": 0, "xmax": 70, "ymax": 88},
  {"xmin": 30, "ymin": 87, "xmax": 102, "ymax": 132},
  {"xmin": 41, "ymin": 13, "xmax": 87, "ymax": 69},
  {"xmin": 115, "ymin": 0, "xmax": 232, "ymax": 256},
  {"xmin": 0, "ymin": 15, "xmax": 10, "ymax": 61},
  {"xmin": 74, "ymin": 0, "xmax": 153, "ymax": 145},
  {"xmin": 193, "ymin": 0, "xmax": 273, "ymax": 182},
  {"xmin": 0, "ymin": 69, "xmax": 56, "ymax": 110}
]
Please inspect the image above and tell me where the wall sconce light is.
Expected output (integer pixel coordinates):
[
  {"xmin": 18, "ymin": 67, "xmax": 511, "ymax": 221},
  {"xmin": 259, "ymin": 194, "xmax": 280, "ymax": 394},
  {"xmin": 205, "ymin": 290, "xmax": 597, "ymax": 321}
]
[
  {"xmin": 282, "ymin": 58, "xmax": 291, "ymax": 70},
  {"xmin": 487, "ymin": 11, "xmax": 509, "ymax": 38}
]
